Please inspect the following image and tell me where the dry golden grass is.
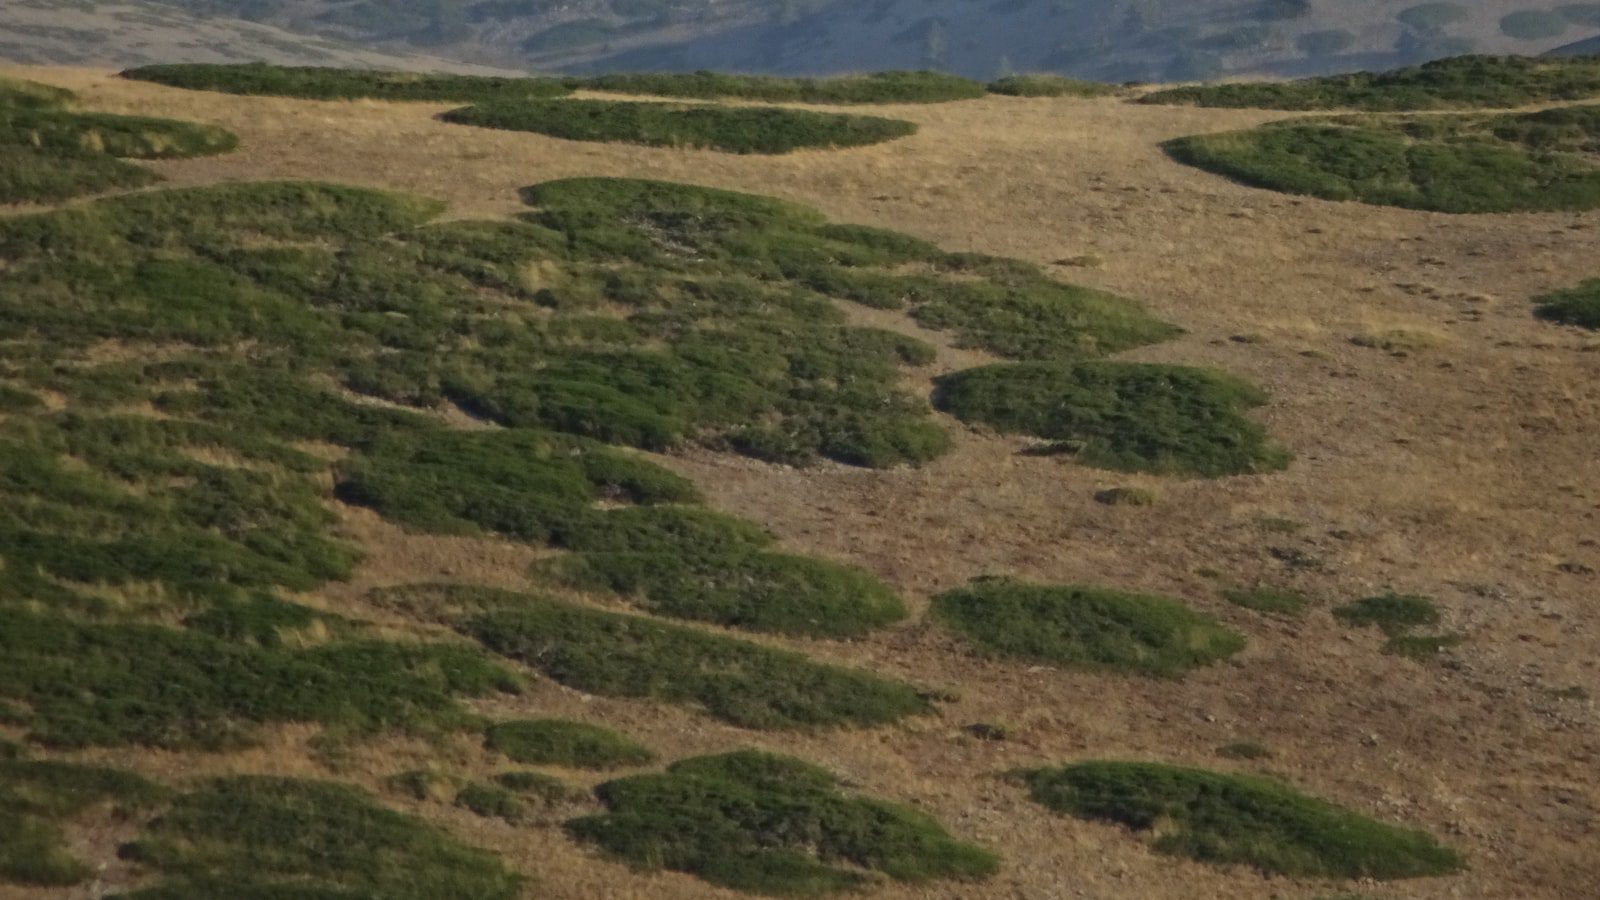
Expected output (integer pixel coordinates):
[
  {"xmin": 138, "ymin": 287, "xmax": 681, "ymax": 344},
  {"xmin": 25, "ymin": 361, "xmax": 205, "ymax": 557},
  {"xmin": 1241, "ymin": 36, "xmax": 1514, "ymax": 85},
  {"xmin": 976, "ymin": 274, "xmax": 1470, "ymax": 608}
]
[{"xmin": 4, "ymin": 64, "xmax": 1599, "ymax": 900}]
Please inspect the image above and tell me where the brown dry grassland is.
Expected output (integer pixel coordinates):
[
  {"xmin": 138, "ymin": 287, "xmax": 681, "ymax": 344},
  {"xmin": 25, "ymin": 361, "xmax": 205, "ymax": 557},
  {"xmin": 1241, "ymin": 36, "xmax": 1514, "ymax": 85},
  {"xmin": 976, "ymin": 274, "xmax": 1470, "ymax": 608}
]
[{"xmin": 4, "ymin": 64, "xmax": 1599, "ymax": 900}]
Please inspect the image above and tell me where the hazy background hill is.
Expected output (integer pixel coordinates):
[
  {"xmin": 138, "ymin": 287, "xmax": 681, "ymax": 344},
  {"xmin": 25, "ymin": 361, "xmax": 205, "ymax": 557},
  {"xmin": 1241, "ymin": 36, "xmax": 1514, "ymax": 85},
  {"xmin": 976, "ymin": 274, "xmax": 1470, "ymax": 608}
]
[{"xmin": 5, "ymin": 0, "xmax": 1600, "ymax": 81}]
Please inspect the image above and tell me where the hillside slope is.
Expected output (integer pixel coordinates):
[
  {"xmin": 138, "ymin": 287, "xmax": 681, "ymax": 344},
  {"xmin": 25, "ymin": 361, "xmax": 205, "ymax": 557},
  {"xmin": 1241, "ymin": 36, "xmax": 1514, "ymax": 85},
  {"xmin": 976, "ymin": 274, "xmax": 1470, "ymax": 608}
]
[
  {"xmin": 0, "ymin": 63, "xmax": 1596, "ymax": 900},
  {"xmin": 0, "ymin": 0, "xmax": 522, "ymax": 71}
]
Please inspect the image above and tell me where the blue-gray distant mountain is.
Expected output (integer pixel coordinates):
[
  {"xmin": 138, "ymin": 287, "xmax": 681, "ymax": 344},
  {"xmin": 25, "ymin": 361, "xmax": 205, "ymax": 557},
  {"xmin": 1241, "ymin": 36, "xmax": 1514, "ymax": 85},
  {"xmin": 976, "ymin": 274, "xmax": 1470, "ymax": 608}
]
[{"xmin": 6, "ymin": 0, "xmax": 1598, "ymax": 80}]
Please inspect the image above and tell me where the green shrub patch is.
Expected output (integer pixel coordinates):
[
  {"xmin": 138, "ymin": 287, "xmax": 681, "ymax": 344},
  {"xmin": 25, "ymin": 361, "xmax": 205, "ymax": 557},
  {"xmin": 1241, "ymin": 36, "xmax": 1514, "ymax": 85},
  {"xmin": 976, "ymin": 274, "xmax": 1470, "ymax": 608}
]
[
  {"xmin": 1333, "ymin": 594, "xmax": 1461, "ymax": 659},
  {"xmin": 116, "ymin": 776, "xmax": 523, "ymax": 899},
  {"xmin": 0, "ymin": 76, "xmax": 236, "ymax": 203},
  {"xmin": 1, "ymin": 759, "xmax": 166, "ymax": 887},
  {"xmin": 934, "ymin": 362, "xmax": 1290, "ymax": 477},
  {"xmin": 1021, "ymin": 761, "xmax": 1461, "ymax": 879},
  {"xmin": 485, "ymin": 719, "xmax": 654, "ymax": 769},
  {"xmin": 1143, "ymin": 54, "xmax": 1600, "ymax": 110},
  {"xmin": 443, "ymin": 99, "xmax": 917, "ymax": 154},
  {"xmin": 0, "ymin": 607, "xmax": 516, "ymax": 750},
  {"xmin": 567, "ymin": 750, "xmax": 999, "ymax": 895},
  {"xmin": 573, "ymin": 70, "xmax": 986, "ymax": 104},
  {"xmin": 1332, "ymin": 594, "xmax": 1440, "ymax": 636},
  {"xmin": 1165, "ymin": 107, "xmax": 1600, "ymax": 213},
  {"xmin": 418, "ymin": 585, "xmax": 930, "ymax": 729},
  {"xmin": 987, "ymin": 75, "xmax": 1118, "ymax": 98},
  {"xmin": 122, "ymin": 63, "xmax": 570, "ymax": 102},
  {"xmin": 1535, "ymin": 278, "xmax": 1600, "ymax": 329},
  {"xmin": 931, "ymin": 578, "xmax": 1244, "ymax": 677},
  {"xmin": 494, "ymin": 770, "xmax": 582, "ymax": 803},
  {"xmin": 0, "ymin": 76, "xmax": 75, "ymax": 109},
  {"xmin": 544, "ymin": 505, "xmax": 905, "ymax": 637}
]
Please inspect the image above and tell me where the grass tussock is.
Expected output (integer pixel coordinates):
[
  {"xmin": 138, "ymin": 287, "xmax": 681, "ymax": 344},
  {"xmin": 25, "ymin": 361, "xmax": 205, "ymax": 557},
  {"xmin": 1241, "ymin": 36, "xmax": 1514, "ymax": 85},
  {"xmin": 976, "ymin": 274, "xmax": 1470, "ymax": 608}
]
[
  {"xmin": 574, "ymin": 69, "xmax": 986, "ymax": 104},
  {"xmin": 443, "ymin": 99, "xmax": 916, "ymax": 154},
  {"xmin": 485, "ymin": 719, "xmax": 654, "ymax": 769},
  {"xmin": 1021, "ymin": 761, "xmax": 1462, "ymax": 879},
  {"xmin": 1165, "ymin": 106, "xmax": 1600, "ymax": 213},
  {"xmin": 1143, "ymin": 54, "xmax": 1600, "ymax": 110},
  {"xmin": 391, "ymin": 584, "xmax": 931, "ymax": 730},
  {"xmin": 931, "ymin": 578, "xmax": 1245, "ymax": 678},
  {"xmin": 122, "ymin": 62, "xmax": 570, "ymax": 101},
  {"xmin": 934, "ymin": 362, "xmax": 1290, "ymax": 478},
  {"xmin": 115, "ymin": 776, "xmax": 523, "ymax": 899},
  {"xmin": 567, "ymin": 750, "xmax": 999, "ymax": 895},
  {"xmin": 1535, "ymin": 278, "xmax": 1600, "ymax": 329}
]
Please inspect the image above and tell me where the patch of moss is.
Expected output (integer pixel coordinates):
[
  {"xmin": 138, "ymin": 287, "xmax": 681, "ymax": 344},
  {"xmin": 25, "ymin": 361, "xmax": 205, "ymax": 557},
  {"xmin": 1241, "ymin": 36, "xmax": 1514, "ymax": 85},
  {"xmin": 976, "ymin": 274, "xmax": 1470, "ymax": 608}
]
[
  {"xmin": 1021, "ymin": 761, "xmax": 1461, "ymax": 879},
  {"xmin": 1535, "ymin": 278, "xmax": 1600, "ymax": 329},
  {"xmin": 1223, "ymin": 585, "xmax": 1309, "ymax": 617},
  {"xmin": 443, "ymin": 99, "xmax": 917, "ymax": 154},
  {"xmin": 116, "ymin": 776, "xmax": 522, "ymax": 899},
  {"xmin": 122, "ymin": 63, "xmax": 570, "ymax": 101},
  {"xmin": 931, "ymin": 578, "xmax": 1245, "ymax": 678},
  {"xmin": 934, "ymin": 362, "xmax": 1290, "ymax": 477},
  {"xmin": 567, "ymin": 750, "xmax": 999, "ymax": 895},
  {"xmin": 485, "ymin": 719, "xmax": 654, "ymax": 769},
  {"xmin": 402, "ymin": 585, "xmax": 931, "ymax": 729}
]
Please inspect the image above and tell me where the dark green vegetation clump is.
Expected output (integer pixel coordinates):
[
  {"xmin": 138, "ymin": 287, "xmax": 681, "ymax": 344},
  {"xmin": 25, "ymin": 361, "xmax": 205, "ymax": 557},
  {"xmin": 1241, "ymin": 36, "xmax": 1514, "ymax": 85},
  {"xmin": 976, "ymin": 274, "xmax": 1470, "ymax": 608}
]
[
  {"xmin": 122, "ymin": 62, "xmax": 571, "ymax": 101},
  {"xmin": 1165, "ymin": 105, "xmax": 1600, "ymax": 213},
  {"xmin": 1535, "ymin": 278, "xmax": 1600, "ymax": 329},
  {"xmin": 1142, "ymin": 54, "xmax": 1600, "ymax": 110},
  {"xmin": 494, "ymin": 770, "xmax": 582, "ymax": 803},
  {"xmin": 0, "ymin": 173, "xmax": 1175, "ymax": 750},
  {"xmin": 1332, "ymin": 594, "xmax": 1440, "ymax": 635},
  {"xmin": 116, "ymin": 776, "xmax": 523, "ymax": 899},
  {"xmin": 1224, "ymin": 585, "xmax": 1309, "ymax": 617},
  {"xmin": 401, "ymin": 585, "xmax": 931, "ymax": 729},
  {"xmin": 1215, "ymin": 741, "xmax": 1272, "ymax": 760},
  {"xmin": 934, "ymin": 363, "xmax": 1290, "ymax": 477},
  {"xmin": 545, "ymin": 505, "xmax": 906, "ymax": 637},
  {"xmin": 567, "ymin": 750, "xmax": 999, "ymax": 895},
  {"xmin": 574, "ymin": 69, "xmax": 985, "ymax": 104},
  {"xmin": 0, "ymin": 76, "xmax": 236, "ymax": 203},
  {"xmin": 1021, "ymin": 761, "xmax": 1461, "ymax": 879},
  {"xmin": 485, "ymin": 719, "xmax": 654, "ymax": 769},
  {"xmin": 987, "ymin": 75, "xmax": 1118, "ymax": 98},
  {"xmin": 930, "ymin": 578, "xmax": 1244, "ymax": 678},
  {"xmin": 443, "ymin": 98, "xmax": 917, "ymax": 154},
  {"xmin": 1334, "ymin": 594, "xmax": 1461, "ymax": 659},
  {"xmin": 1, "ymin": 759, "xmax": 166, "ymax": 887}
]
